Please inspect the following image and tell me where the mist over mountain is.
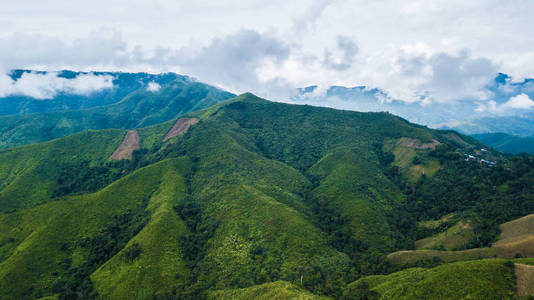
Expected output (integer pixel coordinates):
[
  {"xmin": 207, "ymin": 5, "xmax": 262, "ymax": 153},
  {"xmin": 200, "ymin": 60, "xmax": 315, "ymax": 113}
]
[
  {"xmin": 291, "ymin": 73, "xmax": 534, "ymax": 137},
  {"xmin": 0, "ymin": 70, "xmax": 189, "ymax": 115},
  {"xmin": 0, "ymin": 70, "xmax": 234, "ymax": 149}
]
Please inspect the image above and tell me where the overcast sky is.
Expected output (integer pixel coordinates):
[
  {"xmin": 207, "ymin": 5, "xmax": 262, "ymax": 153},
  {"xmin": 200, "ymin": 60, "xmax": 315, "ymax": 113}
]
[{"xmin": 2, "ymin": 0, "xmax": 534, "ymax": 105}]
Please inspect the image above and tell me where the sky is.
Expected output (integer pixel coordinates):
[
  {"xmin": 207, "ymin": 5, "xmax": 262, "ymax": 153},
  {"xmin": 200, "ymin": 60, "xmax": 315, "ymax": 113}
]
[{"xmin": 1, "ymin": 0, "xmax": 534, "ymax": 112}]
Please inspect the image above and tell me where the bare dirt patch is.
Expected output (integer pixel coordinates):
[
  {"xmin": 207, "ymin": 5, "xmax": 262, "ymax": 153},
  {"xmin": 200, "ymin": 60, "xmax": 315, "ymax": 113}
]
[
  {"xmin": 398, "ymin": 137, "xmax": 440, "ymax": 150},
  {"xmin": 163, "ymin": 118, "xmax": 199, "ymax": 142},
  {"xmin": 515, "ymin": 263, "xmax": 534, "ymax": 297},
  {"xmin": 110, "ymin": 130, "xmax": 140, "ymax": 160}
]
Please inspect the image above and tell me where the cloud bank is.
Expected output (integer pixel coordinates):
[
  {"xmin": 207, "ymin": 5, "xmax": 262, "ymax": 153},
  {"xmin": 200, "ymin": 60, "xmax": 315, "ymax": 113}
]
[
  {"xmin": 1, "ymin": 0, "xmax": 534, "ymax": 122},
  {"xmin": 0, "ymin": 72, "xmax": 114, "ymax": 99}
]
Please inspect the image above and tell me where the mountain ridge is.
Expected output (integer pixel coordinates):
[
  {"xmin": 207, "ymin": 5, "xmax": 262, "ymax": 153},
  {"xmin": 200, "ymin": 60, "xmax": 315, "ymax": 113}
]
[{"xmin": 0, "ymin": 93, "xmax": 533, "ymax": 299}]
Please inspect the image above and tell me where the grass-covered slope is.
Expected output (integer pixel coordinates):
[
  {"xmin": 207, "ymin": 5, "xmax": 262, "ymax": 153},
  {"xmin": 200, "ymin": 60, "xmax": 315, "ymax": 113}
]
[
  {"xmin": 0, "ymin": 78, "xmax": 234, "ymax": 149},
  {"xmin": 344, "ymin": 259, "xmax": 516, "ymax": 299},
  {"xmin": 208, "ymin": 281, "xmax": 331, "ymax": 300},
  {"xmin": 1, "ymin": 93, "xmax": 533, "ymax": 299},
  {"xmin": 0, "ymin": 130, "xmax": 125, "ymax": 212},
  {"xmin": 0, "ymin": 157, "xmax": 191, "ymax": 299}
]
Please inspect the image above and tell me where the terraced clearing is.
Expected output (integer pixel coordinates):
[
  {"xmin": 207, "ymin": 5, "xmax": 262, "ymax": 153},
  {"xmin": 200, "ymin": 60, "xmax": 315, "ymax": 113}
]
[{"xmin": 389, "ymin": 213, "xmax": 534, "ymax": 264}]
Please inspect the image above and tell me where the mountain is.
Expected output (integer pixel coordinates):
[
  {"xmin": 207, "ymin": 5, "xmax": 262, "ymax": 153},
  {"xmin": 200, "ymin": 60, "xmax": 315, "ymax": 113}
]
[
  {"xmin": 472, "ymin": 132, "xmax": 534, "ymax": 154},
  {"xmin": 0, "ymin": 70, "xmax": 180, "ymax": 116},
  {"xmin": 292, "ymin": 73, "xmax": 534, "ymax": 137},
  {"xmin": 0, "ymin": 72, "xmax": 235, "ymax": 149},
  {"xmin": 1, "ymin": 94, "xmax": 533, "ymax": 299}
]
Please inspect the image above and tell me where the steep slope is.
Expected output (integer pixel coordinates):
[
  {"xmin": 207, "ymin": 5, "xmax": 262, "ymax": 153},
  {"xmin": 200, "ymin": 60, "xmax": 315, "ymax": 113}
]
[
  {"xmin": 0, "ymin": 129, "xmax": 125, "ymax": 212},
  {"xmin": 0, "ymin": 158, "xmax": 191, "ymax": 299},
  {"xmin": 0, "ymin": 77, "xmax": 234, "ymax": 149}
]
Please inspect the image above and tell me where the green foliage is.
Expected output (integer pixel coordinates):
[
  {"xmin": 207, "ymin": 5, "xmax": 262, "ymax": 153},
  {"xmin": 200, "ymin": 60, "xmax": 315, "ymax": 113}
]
[
  {"xmin": 124, "ymin": 243, "xmax": 142, "ymax": 263},
  {"xmin": 398, "ymin": 147, "xmax": 534, "ymax": 248},
  {"xmin": 0, "ymin": 129, "xmax": 125, "ymax": 212},
  {"xmin": 207, "ymin": 281, "xmax": 330, "ymax": 300},
  {"xmin": 52, "ymin": 207, "xmax": 150, "ymax": 299}
]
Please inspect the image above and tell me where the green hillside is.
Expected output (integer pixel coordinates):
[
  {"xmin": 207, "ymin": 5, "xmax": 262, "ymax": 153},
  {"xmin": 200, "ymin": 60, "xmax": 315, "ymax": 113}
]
[
  {"xmin": 0, "ymin": 78, "xmax": 234, "ymax": 149},
  {"xmin": 344, "ymin": 259, "xmax": 516, "ymax": 299},
  {"xmin": 0, "ymin": 93, "xmax": 533, "ymax": 299}
]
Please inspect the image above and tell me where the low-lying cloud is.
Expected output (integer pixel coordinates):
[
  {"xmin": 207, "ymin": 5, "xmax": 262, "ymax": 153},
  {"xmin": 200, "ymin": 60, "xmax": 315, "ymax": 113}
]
[
  {"xmin": 0, "ymin": 71, "xmax": 114, "ymax": 99},
  {"xmin": 146, "ymin": 82, "xmax": 161, "ymax": 92}
]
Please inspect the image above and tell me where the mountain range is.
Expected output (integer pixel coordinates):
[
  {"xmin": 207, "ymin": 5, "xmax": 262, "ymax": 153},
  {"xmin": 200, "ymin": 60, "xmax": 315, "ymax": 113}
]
[
  {"xmin": 292, "ymin": 73, "xmax": 534, "ymax": 154},
  {"xmin": 0, "ymin": 70, "xmax": 235, "ymax": 149},
  {"xmin": 1, "ymin": 77, "xmax": 534, "ymax": 298}
]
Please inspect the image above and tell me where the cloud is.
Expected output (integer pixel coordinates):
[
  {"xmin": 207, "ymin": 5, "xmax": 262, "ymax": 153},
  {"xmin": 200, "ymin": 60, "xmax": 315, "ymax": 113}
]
[
  {"xmin": 322, "ymin": 35, "xmax": 358, "ymax": 70},
  {"xmin": 365, "ymin": 49, "xmax": 498, "ymax": 103},
  {"xmin": 292, "ymin": 0, "xmax": 335, "ymax": 33},
  {"xmin": 0, "ymin": 71, "xmax": 114, "ymax": 99},
  {"xmin": 146, "ymin": 82, "xmax": 161, "ymax": 92},
  {"xmin": 475, "ymin": 93, "xmax": 534, "ymax": 114},
  {"xmin": 169, "ymin": 29, "xmax": 292, "ymax": 95},
  {"xmin": 0, "ymin": 30, "xmax": 131, "ymax": 70},
  {"xmin": 502, "ymin": 93, "xmax": 534, "ymax": 109}
]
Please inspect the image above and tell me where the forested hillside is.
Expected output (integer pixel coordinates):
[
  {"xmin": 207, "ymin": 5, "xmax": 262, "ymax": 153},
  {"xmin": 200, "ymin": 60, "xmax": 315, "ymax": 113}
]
[{"xmin": 0, "ymin": 94, "xmax": 533, "ymax": 299}]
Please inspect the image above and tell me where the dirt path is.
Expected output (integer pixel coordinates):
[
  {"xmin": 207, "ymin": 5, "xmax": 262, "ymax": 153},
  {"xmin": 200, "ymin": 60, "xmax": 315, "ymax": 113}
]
[
  {"xmin": 110, "ymin": 130, "xmax": 140, "ymax": 160},
  {"xmin": 163, "ymin": 118, "xmax": 199, "ymax": 142},
  {"xmin": 515, "ymin": 263, "xmax": 534, "ymax": 297}
]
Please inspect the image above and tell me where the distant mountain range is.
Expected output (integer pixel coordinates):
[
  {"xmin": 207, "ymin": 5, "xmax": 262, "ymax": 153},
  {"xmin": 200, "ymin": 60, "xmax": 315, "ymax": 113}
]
[
  {"xmin": 292, "ymin": 73, "xmax": 534, "ymax": 137},
  {"xmin": 0, "ymin": 70, "xmax": 235, "ymax": 149},
  {"xmin": 0, "ymin": 70, "xmax": 181, "ymax": 116},
  {"xmin": 471, "ymin": 132, "xmax": 534, "ymax": 154}
]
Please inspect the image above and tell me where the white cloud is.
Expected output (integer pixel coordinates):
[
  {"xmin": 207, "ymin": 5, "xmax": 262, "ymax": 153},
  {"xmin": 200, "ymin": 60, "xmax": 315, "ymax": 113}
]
[
  {"xmin": 0, "ymin": 71, "xmax": 114, "ymax": 99},
  {"xmin": 502, "ymin": 93, "xmax": 534, "ymax": 110},
  {"xmin": 475, "ymin": 94, "xmax": 534, "ymax": 114},
  {"xmin": 0, "ymin": 0, "xmax": 533, "ymax": 108},
  {"xmin": 322, "ymin": 35, "xmax": 358, "ymax": 71},
  {"xmin": 146, "ymin": 82, "xmax": 161, "ymax": 92},
  {"xmin": 168, "ymin": 29, "xmax": 292, "ymax": 96}
]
